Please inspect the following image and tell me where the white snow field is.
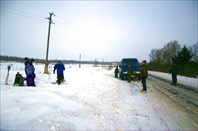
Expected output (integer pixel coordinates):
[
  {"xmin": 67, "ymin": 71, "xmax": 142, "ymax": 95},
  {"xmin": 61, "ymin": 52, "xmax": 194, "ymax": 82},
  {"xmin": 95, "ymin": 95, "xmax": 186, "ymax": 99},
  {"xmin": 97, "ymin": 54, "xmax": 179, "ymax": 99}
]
[{"xmin": 0, "ymin": 62, "xmax": 197, "ymax": 130}]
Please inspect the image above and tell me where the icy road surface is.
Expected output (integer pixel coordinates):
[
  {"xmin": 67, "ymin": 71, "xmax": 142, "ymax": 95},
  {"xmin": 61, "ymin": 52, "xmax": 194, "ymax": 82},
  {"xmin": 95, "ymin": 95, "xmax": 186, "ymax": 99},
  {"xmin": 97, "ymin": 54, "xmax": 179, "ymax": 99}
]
[
  {"xmin": 0, "ymin": 62, "xmax": 198, "ymax": 130},
  {"xmin": 149, "ymin": 71, "xmax": 198, "ymax": 88}
]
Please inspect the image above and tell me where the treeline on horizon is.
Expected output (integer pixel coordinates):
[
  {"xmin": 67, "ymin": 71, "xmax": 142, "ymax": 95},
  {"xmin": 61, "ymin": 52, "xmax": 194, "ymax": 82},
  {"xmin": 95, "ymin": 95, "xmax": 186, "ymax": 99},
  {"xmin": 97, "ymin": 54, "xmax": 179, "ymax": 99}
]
[
  {"xmin": 1, "ymin": 40, "xmax": 198, "ymax": 78},
  {"xmin": 0, "ymin": 55, "xmax": 114, "ymax": 65},
  {"xmin": 148, "ymin": 40, "xmax": 198, "ymax": 78}
]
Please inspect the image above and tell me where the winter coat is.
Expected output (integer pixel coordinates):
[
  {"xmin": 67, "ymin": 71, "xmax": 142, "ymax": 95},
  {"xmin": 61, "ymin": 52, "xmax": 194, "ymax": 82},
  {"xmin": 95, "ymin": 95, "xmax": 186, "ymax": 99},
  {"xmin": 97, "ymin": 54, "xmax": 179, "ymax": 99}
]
[
  {"xmin": 54, "ymin": 63, "xmax": 65, "ymax": 76},
  {"xmin": 127, "ymin": 67, "xmax": 132, "ymax": 76},
  {"xmin": 140, "ymin": 64, "xmax": 148, "ymax": 78},
  {"xmin": 13, "ymin": 72, "xmax": 24, "ymax": 86},
  {"xmin": 25, "ymin": 64, "xmax": 35, "ymax": 75},
  {"xmin": 114, "ymin": 67, "xmax": 119, "ymax": 74},
  {"xmin": 170, "ymin": 64, "xmax": 179, "ymax": 75}
]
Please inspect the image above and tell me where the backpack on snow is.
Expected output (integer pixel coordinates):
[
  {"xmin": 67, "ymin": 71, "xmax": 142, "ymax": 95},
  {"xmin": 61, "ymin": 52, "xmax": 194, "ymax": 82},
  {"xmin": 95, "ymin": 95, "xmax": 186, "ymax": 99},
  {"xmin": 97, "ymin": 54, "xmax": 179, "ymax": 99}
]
[{"xmin": 13, "ymin": 72, "xmax": 25, "ymax": 86}]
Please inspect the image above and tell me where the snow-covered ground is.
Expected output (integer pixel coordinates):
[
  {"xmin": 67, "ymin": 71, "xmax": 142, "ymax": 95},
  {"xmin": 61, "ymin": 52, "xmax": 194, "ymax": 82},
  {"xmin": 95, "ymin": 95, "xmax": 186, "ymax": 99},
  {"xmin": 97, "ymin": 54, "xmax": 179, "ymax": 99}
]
[
  {"xmin": 149, "ymin": 71, "xmax": 198, "ymax": 88},
  {"xmin": 0, "ymin": 62, "xmax": 197, "ymax": 130}
]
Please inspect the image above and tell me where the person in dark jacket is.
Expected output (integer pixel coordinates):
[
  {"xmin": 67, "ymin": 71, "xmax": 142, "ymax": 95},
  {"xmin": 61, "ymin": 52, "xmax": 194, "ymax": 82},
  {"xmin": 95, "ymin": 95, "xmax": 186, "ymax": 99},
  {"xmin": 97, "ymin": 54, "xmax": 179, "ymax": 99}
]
[
  {"xmin": 53, "ymin": 61, "xmax": 65, "ymax": 85},
  {"xmin": 114, "ymin": 66, "xmax": 119, "ymax": 78},
  {"xmin": 13, "ymin": 72, "xmax": 25, "ymax": 86},
  {"xmin": 127, "ymin": 66, "xmax": 132, "ymax": 82},
  {"xmin": 170, "ymin": 62, "xmax": 179, "ymax": 86},
  {"xmin": 140, "ymin": 60, "xmax": 148, "ymax": 92}
]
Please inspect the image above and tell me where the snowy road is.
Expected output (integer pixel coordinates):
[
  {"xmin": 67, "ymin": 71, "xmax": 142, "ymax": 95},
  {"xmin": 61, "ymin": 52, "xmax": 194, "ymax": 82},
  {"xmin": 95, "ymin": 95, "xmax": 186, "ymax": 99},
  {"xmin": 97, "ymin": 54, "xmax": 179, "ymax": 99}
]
[
  {"xmin": 1, "ymin": 62, "xmax": 198, "ymax": 130},
  {"xmin": 147, "ymin": 76, "xmax": 198, "ymax": 130}
]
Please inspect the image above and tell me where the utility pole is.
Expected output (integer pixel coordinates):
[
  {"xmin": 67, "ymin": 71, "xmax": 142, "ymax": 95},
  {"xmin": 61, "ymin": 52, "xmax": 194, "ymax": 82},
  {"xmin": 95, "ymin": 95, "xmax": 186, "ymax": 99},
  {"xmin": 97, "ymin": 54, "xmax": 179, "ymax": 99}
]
[
  {"xmin": 44, "ymin": 12, "xmax": 55, "ymax": 74},
  {"xmin": 102, "ymin": 58, "xmax": 104, "ymax": 67},
  {"xmin": 79, "ymin": 54, "xmax": 81, "ymax": 68}
]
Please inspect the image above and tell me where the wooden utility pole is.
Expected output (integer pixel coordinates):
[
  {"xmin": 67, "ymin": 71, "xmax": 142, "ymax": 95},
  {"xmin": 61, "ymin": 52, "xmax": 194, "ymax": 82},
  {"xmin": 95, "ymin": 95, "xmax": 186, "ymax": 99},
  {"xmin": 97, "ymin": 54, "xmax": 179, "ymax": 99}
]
[
  {"xmin": 44, "ymin": 12, "xmax": 55, "ymax": 74},
  {"xmin": 79, "ymin": 54, "xmax": 81, "ymax": 68}
]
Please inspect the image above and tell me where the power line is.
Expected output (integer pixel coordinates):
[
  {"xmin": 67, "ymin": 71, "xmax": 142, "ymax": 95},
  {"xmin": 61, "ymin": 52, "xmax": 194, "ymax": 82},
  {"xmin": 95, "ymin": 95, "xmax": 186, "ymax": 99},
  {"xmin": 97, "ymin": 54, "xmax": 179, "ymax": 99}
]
[
  {"xmin": 17, "ymin": 1, "xmax": 48, "ymax": 15},
  {"xmin": 1, "ymin": 7, "xmax": 46, "ymax": 22},
  {"xmin": 4, "ymin": 1, "xmax": 125, "ymax": 50},
  {"xmin": 53, "ymin": 21, "xmax": 72, "ymax": 30},
  {"xmin": 56, "ymin": 15, "xmax": 126, "ymax": 49},
  {"xmin": 4, "ymin": 6, "xmax": 44, "ymax": 19},
  {"xmin": 2, "ymin": 1, "xmax": 130, "ymax": 51}
]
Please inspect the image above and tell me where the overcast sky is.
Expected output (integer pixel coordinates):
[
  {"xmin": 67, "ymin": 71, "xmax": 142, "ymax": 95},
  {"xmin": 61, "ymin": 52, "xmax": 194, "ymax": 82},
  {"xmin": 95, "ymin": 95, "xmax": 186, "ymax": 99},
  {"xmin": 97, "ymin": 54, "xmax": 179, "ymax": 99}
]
[{"xmin": 1, "ymin": 0, "xmax": 197, "ymax": 62}]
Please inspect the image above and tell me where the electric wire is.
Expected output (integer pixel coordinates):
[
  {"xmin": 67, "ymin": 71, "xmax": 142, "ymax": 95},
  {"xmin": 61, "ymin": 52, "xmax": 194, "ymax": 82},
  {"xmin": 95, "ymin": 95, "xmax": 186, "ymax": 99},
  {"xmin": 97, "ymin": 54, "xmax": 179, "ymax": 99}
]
[
  {"xmin": 17, "ymin": 1, "xmax": 49, "ymax": 15},
  {"xmin": 1, "ymin": 1, "xmax": 130, "ymax": 51},
  {"xmin": 56, "ymin": 15, "xmax": 124, "ymax": 49},
  {"xmin": 1, "ymin": 5, "xmax": 46, "ymax": 22},
  {"xmin": 1, "ymin": 7, "xmax": 46, "ymax": 23},
  {"xmin": 16, "ymin": 1, "xmax": 126, "ymax": 50}
]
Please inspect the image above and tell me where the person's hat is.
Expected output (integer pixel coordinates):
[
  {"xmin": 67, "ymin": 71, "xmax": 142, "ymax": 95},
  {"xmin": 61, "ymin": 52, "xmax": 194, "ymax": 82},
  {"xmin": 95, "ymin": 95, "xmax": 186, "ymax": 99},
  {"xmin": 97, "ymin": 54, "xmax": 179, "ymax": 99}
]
[
  {"xmin": 142, "ymin": 60, "xmax": 147, "ymax": 63},
  {"xmin": 24, "ymin": 57, "xmax": 29, "ymax": 60}
]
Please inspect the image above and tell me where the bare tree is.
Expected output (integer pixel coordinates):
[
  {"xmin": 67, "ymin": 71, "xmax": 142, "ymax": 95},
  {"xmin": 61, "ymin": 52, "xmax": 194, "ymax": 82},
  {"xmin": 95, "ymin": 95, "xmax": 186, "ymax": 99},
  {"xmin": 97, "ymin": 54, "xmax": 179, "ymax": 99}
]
[
  {"xmin": 149, "ymin": 49, "xmax": 157, "ymax": 62},
  {"xmin": 162, "ymin": 40, "xmax": 181, "ymax": 64},
  {"xmin": 189, "ymin": 42, "xmax": 198, "ymax": 62},
  {"xmin": 149, "ymin": 40, "xmax": 181, "ymax": 64}
]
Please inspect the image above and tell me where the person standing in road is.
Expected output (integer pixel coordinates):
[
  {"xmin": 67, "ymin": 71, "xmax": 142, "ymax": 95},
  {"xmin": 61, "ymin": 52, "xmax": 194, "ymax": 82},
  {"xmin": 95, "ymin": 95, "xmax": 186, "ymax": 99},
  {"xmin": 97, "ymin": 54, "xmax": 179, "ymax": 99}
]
[
  {"xmin": 114, "ymin": 66, "xmax": 119, "ymax": 78},
  {"xmin": 53, "ymin": 60, "xmax": 65, "ymax": 85},
  {"xmin": 127, "ymin": 65, "xmax": 132, "ymax": 83},
  {"xmin": 169, "ymin": 62, "xmax": 179, "ymax": 86},
  {"xmin": 140, "ymin": 60, "xmax": 148, "ymax": 92}
]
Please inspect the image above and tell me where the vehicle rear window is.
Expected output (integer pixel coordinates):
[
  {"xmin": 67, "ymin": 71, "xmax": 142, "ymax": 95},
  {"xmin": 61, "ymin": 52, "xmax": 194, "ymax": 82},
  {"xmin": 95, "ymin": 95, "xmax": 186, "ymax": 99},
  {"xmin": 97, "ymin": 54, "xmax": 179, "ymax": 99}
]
[{"xmin": 123, "ymin": 60, "xmax": 139, "ymax": 66}]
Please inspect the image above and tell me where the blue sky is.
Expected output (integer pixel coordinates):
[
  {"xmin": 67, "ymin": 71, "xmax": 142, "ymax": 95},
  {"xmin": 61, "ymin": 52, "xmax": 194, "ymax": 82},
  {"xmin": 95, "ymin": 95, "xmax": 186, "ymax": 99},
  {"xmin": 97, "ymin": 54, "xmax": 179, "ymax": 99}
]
[{"xmin": 1, "ymin": 1, "xmax": 197, "ymax": 62}]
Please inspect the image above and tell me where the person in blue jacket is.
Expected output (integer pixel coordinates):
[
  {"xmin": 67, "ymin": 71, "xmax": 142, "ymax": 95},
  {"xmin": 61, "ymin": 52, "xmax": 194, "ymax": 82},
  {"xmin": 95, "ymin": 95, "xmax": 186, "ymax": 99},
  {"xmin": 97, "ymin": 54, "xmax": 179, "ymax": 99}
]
[
  {"xmin": 53, "ymin": 60, "xmax": 65, "ymax": 85},
  {"xmin": 25, "ymin": 61, "xmax": 36, "ymax": 86}
]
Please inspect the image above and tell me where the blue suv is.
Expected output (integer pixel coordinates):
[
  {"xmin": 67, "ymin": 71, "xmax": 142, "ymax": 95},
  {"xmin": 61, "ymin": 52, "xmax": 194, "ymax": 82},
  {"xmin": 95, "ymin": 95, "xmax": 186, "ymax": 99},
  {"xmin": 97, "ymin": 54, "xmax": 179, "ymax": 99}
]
[{"xmin": 119, "ymin": 58, "xmax": 141, "ymax": 80}]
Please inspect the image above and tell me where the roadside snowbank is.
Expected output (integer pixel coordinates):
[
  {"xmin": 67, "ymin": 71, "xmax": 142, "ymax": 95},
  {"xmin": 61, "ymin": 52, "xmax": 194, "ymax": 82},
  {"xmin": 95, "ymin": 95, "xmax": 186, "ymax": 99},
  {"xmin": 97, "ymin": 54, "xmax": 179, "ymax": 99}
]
[{"xmin": 149, "ymin": 71, "xmax": 198, "ymax": 88}]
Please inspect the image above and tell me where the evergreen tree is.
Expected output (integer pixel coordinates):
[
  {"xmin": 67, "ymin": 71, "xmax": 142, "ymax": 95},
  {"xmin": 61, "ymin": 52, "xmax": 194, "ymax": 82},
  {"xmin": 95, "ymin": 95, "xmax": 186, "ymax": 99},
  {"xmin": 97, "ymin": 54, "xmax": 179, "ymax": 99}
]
[{"xmin": 172, "ymin": 46, "xmax": 193, "ymax": 65}]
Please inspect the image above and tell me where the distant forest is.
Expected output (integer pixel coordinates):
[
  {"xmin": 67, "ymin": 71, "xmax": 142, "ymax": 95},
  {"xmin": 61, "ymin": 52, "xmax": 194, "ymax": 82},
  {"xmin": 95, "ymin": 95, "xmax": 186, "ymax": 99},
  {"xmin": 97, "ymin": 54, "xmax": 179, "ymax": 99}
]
[{"xmin": 0, "ymin": 55, "xmax": 114, "ymax": 65}]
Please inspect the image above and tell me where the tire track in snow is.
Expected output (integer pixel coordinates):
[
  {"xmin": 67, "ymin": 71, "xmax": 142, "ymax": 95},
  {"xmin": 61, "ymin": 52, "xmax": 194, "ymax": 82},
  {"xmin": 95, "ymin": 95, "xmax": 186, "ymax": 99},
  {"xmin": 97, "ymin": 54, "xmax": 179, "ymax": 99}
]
[
  {"xmin": 128, "ymin": 81, "xmax": 171, "ymax": 130},
  {"xmin": 147, "ymin": 76, "xmax": 198, "ymax": 130}
]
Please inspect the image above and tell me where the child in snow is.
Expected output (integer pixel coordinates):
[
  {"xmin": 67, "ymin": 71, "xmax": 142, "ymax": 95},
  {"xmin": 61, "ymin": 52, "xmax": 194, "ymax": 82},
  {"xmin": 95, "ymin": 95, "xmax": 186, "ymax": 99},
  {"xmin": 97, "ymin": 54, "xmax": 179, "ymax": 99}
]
[{"xmin": 53, "ymin": 60, "xmax": 65, "ymax": 85}]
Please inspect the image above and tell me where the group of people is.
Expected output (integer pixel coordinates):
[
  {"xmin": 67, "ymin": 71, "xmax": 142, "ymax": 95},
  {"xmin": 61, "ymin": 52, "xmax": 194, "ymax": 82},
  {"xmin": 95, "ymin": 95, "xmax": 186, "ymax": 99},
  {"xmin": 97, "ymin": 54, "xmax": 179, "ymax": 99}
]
[
  {"xmin": 14, "ymin": 58, "xmax": 65, "ymax": 86},
  {"xmin": 114, "ymin": 60, "xmax": 148, "ymax": 92},
  {"xmin": 13, "ymin": 57, "xmax": 36, "ymax": 86},
  {"xmin": 114, "ymin": 60, "xmax": 179, "ymax": 93},
  {"xmin": 13, "ymin": 57, "xmax": 178, "ymax": 88},
  {"xmin": 114, "ymin": 65, "xmax": 134, "ymax": 83}
]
